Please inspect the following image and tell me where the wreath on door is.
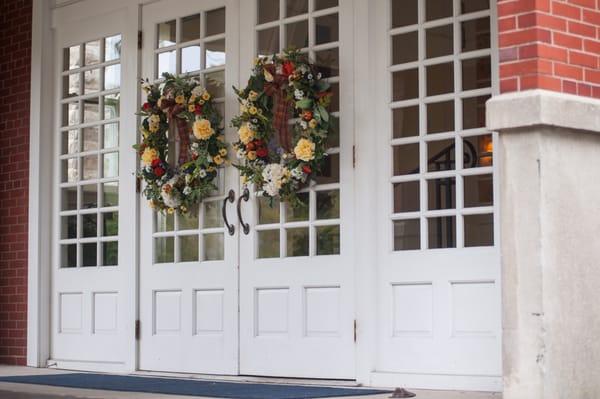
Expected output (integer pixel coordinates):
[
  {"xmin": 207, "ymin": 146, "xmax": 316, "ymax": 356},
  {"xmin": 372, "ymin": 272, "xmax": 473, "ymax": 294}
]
[
  {"xmin": 231, "ymin": 49, "xmax": 334, "ymax": 207},
  {"xmin": 135, "ymin": 73, "xmax": 228, "ymax": 214}
]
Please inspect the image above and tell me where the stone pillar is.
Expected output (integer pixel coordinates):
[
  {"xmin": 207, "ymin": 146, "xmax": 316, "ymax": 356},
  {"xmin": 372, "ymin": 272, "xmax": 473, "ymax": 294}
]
[{"xmin": 487, "ymin": 89, "xmax": 600, "ymax": 399}]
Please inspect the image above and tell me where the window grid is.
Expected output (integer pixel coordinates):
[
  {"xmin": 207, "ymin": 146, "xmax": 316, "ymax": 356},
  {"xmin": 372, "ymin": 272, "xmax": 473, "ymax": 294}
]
[
  {"xmin": 388, "ymin": 0, "xmax": 495, "ymax": 251},
  {"xmin": 254, "ymin": 0, "xmax": 341, "ymax": 258}
]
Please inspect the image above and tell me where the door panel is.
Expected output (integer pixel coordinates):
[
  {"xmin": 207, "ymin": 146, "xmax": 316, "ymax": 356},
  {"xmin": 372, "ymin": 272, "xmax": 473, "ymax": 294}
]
[{"xmin": 139, "ymin": 0, "xmax": 240, "ymax": 375}]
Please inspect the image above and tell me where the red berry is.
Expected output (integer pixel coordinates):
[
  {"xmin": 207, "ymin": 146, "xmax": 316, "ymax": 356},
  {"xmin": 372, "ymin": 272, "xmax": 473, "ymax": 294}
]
[
  {"xmin": 302, "ymin": 165, "xmax": 312, "ymax": 174},
  {"xmin": 151, "ymin": 159, "xmax": 161, "ymax": 168},
  {"xmin": 154, "ymin": 167, "xmax": 165, "ymax": 177},
  {"xmin": 256, "ymin": 147, "xmax": 268, "ymax": 158}
]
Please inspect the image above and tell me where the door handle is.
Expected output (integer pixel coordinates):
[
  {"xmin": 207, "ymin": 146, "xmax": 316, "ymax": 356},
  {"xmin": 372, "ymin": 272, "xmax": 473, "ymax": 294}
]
[
  {"xmin": 222, "ymin": 189, "xmax": 235, "ymax": 236},
  {"xmin": 237, "ymin": 188, "xmax": 250, "ymax": 235}
]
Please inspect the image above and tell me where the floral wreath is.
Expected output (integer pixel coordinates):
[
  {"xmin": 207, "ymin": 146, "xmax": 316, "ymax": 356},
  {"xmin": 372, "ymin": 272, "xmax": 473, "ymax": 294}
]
[
  {"xmin": 135, "ymin": 73, "xmax": 228, "ymax": 214},
  {"xmin": 231, "ymin": 49, "xmax": 334, "ymax": 207}
]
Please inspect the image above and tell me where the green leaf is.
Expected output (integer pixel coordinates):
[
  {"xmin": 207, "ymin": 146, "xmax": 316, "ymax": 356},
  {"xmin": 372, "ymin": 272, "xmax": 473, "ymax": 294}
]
[
  {"xmin": 296, "ymin": 98, "xmax": 313, "ymax": 109},
  {"xmin": 317, "ymin": 105, "xmax": 329, "ymax": 122}
]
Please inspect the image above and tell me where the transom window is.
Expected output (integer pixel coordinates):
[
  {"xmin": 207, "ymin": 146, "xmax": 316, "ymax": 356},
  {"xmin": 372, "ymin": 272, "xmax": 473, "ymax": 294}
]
[
  {"xmin": 254, "ymin": 0, "xmax": 341, "ymax": 258},
  {"xmin": 389, "ymin": 0, "xmax": 495, "ymax": 250},
  {"xmin": 59, "ymin": 34, "xmax": 122, "ymax": 267}
]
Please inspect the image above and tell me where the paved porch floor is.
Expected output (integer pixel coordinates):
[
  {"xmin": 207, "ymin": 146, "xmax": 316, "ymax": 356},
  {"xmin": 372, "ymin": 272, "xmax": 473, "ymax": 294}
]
[{"xmin": 0, "ymin": 366, "xmax": 501, "ymax": 399}]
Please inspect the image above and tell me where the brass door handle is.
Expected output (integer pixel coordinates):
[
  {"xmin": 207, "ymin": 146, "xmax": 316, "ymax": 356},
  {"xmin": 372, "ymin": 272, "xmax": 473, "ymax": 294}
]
[
  {"xmin": 221, "ymin": 189, "xmax": 235, "ymax": 236},
  {"xmin": 236, "ymin": 188, "xmax": 250, "ymax": 235}
]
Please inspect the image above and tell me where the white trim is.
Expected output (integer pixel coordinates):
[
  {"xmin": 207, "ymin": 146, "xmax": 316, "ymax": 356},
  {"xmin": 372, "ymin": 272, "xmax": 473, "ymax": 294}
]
[{"xmin": 370, "ymin": 371, "xmax": 502, "ymax": 392}]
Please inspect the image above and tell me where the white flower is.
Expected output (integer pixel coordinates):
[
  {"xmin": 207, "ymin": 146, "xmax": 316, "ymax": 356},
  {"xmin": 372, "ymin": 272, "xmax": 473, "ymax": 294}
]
[
  {"xmin": 183, "ymin": 186, "xmax": 192, "ymax": 195},
  {"xmin": 317, "ymin": 72, "xmax": 322, "ymax": 79},
  {"xmin": 161, "ymin": 177, "xmax": 182, "ymax": 208},
  {"xmin": 307, "ymin": 73, "xmax": 313, "ymax": 80},
  {"xmin": 291, "ymin": 167, "xmax": 303, "ymax": 179},
  {"xmin": 236, "ymin": 149, "xmax": 247, "ymax": 159},
  {"xmin": 199, "ymin": 169, "xmax": 207, "ymax": 178},
  {"xmin": 294, "ymin": 89, "xmax": 304, "ymax": 100},
  {"xmin": 192, "ymin": 85, "xmax": 205, "ymax": 97},
  {"xmin": 300, "ymin": 121, "xmax": 308, "ymax": 130},
  {"xmin": 144, "ymin": 166, "xmax": 153, "ymax": 173},
  {"xmin": 261, "ymin": 163, "xmax": 291, "ymax": 197}
]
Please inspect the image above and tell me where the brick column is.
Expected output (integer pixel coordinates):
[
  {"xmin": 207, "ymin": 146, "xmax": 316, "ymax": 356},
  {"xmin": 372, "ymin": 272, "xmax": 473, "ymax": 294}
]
[{"xmin": 498, "ymin": 0, "xmax": 600, "ymax": 97}]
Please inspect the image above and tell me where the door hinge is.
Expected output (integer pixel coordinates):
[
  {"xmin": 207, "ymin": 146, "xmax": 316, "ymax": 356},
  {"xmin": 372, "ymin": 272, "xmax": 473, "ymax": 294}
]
[
  {"xmin": 353, "ymin": 319, "xmax": 357, "ymax": 343},
  {"xmin": 352, "ymin": 145, "xmax": 356, "ymax": 168},
  {"xmin": 136, "ymin": 176, "xmax": 142, "ymax": 193},
  {"xmin": 137, "ymin": 30, "xmax": 143, "ymax": 50},
  {"xmin": 135, "ymin": 320, "xmax": 141, "ymax": 340}
]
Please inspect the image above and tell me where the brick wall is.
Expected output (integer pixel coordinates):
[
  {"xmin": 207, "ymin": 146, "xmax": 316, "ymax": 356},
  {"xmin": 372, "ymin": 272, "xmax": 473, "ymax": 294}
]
[
  {"xmin": 0, "ymin": 0, "xmax": 31, "ymax": 366},
  {"xmin": 498, "ymin": 0, "xmax": 600, "ymax": 97}
]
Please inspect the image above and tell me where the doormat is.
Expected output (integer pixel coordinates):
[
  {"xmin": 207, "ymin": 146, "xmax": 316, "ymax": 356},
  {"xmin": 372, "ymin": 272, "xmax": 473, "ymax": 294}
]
[{"xmin": 0, "ymin": 373, "xmax": 389, "ymax": 398}]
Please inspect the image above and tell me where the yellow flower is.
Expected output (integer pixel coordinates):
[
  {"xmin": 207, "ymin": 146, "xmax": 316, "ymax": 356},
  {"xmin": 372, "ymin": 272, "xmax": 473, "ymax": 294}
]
[
  {"xmin": 188, "ymin": 104, "xmax": 196, "ymax": 112},
  {"xmin": 247, "ymin": 151, "xmax": 257, "ymax": 161},
  {"xmin": 294, "ymin": 138, "xmax": 315, "ymax": 162},
  {"xmin": 248, "ymin": 90, "xmax": 259, "ymax": 101},
  {"xmin": 139, "ymin": 126, "xmax": 150, "ymax": 138},
  {"xmin": 193, "ymin": 118, "xmax": 214, "ymax": 140},
  {"xmin": 207, "ymin": 166, "xmax": 215, "ymax": 172},
  {"xmin": 202, "ymin": 91, "xmax": 211, "ymax": 101},
  {"xmin": 167, "ymin": 207, "xmax": 175, "ymax": 214},
  {"xmin": 238, "ymin": 123, "xmax": 255, "ymax": 144},
  {"xmin": 141, "ymin": 147, "xmax": 159, "ymax": 165},
  {"xmin": 248, "ymin": 106, "xmax": 258, "ymax": 115},
  {"xmin": 213, "ymin": 154, "xmax": 224, "ymax": 165},
  {"xmin": 189, "ymin": 94, "xmax": 197, "ymax": 103},
  {"xmin": 180, "ymin": 205, "xmax": 187, "ymax": 213},
  {"xmin": 241, "ymin": 175, "xmax": 248, "ymax": 185},
  {"xmin": 175, "ymin": 95, "xmax": 185, "ymax": 105},
  {"xmin": 148, "ymin": 200, "xmax": 156, "ymax": 209},
  {"xmin": 309, "ymin": 119, "xmax": 318, "ymax": 129},
  {"xmin": 240, "ymin": 104, "xmax": 248, "ymax": 113},
  {"xmin": 148, "ymin": 114, "xmax": 161, "ymax": 132},
  {"xmin": 219, "ymin": 148, "xmax": 228, "ymax": 156},
  {"xmin": 199, "ymin": 99, "xmax": 205, "ymax": 105}
]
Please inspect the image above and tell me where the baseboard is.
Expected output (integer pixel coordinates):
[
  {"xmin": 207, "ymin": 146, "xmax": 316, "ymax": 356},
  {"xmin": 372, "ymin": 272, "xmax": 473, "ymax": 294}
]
[
  {"xmin": 47, "ymin": 359, "xmax": 128, "ymax": 374},
  {"xmin": 369, "ymin": 371, "xmax": 502, "ymax": 392}
]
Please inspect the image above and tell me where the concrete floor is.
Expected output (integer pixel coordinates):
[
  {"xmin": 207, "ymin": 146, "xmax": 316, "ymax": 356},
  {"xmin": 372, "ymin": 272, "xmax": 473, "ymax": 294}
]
[{"xmin": 0, "ymin": 366, "xmax": 502, "ymax": 399}]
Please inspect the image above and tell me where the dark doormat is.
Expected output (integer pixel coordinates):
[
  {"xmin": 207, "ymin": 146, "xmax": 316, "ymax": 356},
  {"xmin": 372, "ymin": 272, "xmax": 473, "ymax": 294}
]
[{"xmin": 0, "ymin": 373, "xmax": 389, "ymax": 399}]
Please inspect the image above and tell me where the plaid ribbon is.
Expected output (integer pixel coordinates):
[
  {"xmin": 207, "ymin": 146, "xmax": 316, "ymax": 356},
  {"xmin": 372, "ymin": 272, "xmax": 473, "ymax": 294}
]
[{"xmin": 264, "ymin": 67, "xmax": 293, "ymax": 151}]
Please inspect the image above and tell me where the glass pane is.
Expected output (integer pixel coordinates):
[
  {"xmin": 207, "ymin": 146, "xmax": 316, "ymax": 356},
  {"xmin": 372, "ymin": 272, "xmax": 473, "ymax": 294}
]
[
  {"xmin": 105, "ymin": 34, "xmax": 122, "ymax": 61},
  {"xmin": 286, "ymin": 228, "xmax": 309, "ymax": 257},
  {"xmin": 206, "ymin": 8, "xmax": 226, "ymax": 36},
  {"xmin": 102, "ymin": 212, "xmax": 118, "ymax": 236},
  {"xmin": 62, "ymin": 102, "xmax": 79, "ymax": 127},
  {"xmin": 286, "ymin": 20, "xmax": 309, "ymax": 49},
  {"xmin": 204, "ymin": 233, "xmax": 224, "ymax": 261},
  {"xmin": 205, "ymin": 39, "xmax": 226, "ymax": 68},
  {"xmin": 258, "ymin": 0, "xmax": 279, "ymax": 24},
  {"xmin": 427, "ymin": 101, "xmax": 454, "ymax": 134},
  {"xmin": 82, "ymin": 214, "xmax": 97, "ymax": 238},
  {"xmin": 61, "ymin": 186, "xmax": 78, "ymax": 211},
  {"xmin": 315, "ymin": 14, "xmax": 339, "ymax": 45},
  {"xmin": 81, "ymin": 184, "xmax": 97, "ymax": 209},
  {"xmin": 464, "ymin": 134, "xmax": 493, "ymax": 168},
  {"xmin": 156, "ymin": 212, "xmax": 174, "ymax": 232},
  {"xmin": 158, "ymin": 20, "xmax": 176, "ymax": 48},
  {"xmin": 182, "ymin": 45, "xmax": 201, "ymax": 73},
  {"xmin": 157, "ymin": 50, "xmax": 176, "ymax": 77},
  {"xmin": 102, "ymin": 241, "xmax": 118, "ymax": 266},
  {"xmin": 393, "ymin": 219, "xmax": 420, "ymax": 250},
  {"xmin": 463, "ymin": 95, "xmax": 490, "ymax": 130},
  {"xmin": 179, "ymin": 210, "xmax": 199, "ymax": 230},
  {"xmin": 393, "ymin": 143, "xmax": 419, "ymax": 176},
  {"xmin": 103, "ymin": 94, "xmax": 120, "ymax": 120},
  {"xmin": 62, "ymin": 130, "xmax": 78, "ymax": 154},
  {"xmin": 257, "ymin": 27, "xmax": 279, "ymax": 56},
  {"xmin": 391, "ymin": 0, "xmax": 418, "ymax": 28},
  {"xmin": 462, "ymin": 57, "xmax": 491, "ymax": 90},
  {"xmin": 203, "ymin": 200, "xmax": 221, "ymax": 228},
  {"xmin": 315, "ymin": 153, "xmax": 340, "ymax": 184},
  {"xmin": 285, "ymin": 192, "xmax": 309, "ymax": 221},
  {"xmin": 61, "ymin": 215, "xmax": 77, "ymax": 239},
  {"xmin": 181, "ymin": 14, "xmax": 200, "ymax": 42},
  {"xmin": 426, "ymin": 25, "xmax": 453, "ymax": 59},
  {"xmin": 103, "ymin": 152, "xmax": 119, "ymax": 178},
  {"xmin": 427, "ymin": 139, "xmax": 455, "ymax": 171},
  {"xmin": 63, "ymin": 73, "xmax": 80, "ymax": 97},
  {"xmin": 316, "ymin": 190, "xmax": 340, "ymax": 220},
  {"xmin": 84, "ymin": 68, "xmax": 100, "ymax": 94},
  {"xmin": 427, "ymin": 62, "xmax": 454, "ymax": 96},
  {"xmin": 180, "ymin": 235, "xmax": 199, "ymax": 262},
  {"xmin": 393, "ymin": 106, "xmax": 419, "ymax": 138},
  {"xmin": 329, "ymin": 82, "xmax": 340, "ymax": 112},
  {"xmin": 258, "ymin": 196, "xmax": 280, "ymax": 224},
  {"xmin": 464, "ymin": 214, "xmax": 494, "ymax": 247},
  {"xmin": 428, "ymin": 216, "xmax": 456, "ymax": 249},
  {"xmin": 428, "ymin": 177, "xmax": 456, "ymax": 210},
  {"xmin": 155, "ymin": 237, "xmax": 174, "ymax": 263},
  {"xmin": 315, "ymin": 0, "xmax": 338, "ymax": 10},
  {"xmin": 103, "ymin": 123, "xmax": 119, "ymax": 148},
  {"xmin": 104, "ymin": 64, "xmax": 120, "ymax": 90},
  {"xmin": 392, "ymin": 69, "xmax": 419, "ymax": 101},
  {"xmin": 82, "ymin": 126, "xmax": 99, "ymax": 151},
  {"xmin": 426, "ymin": 0, "xmax": 453, "ymax": 21},
  {"xmin": 205, "ymin": 70, "xmax": 225, "ymax": 98},
  {"xmin": 61, "ymin": 244, "xmax": 77, "ymax": 268},
  {"xmin": 316, "ymin": 225, "xmax": 340, "ymax": 255},
  {"xmin": 393, "ymin": 181, "xmax": 420, "ymax": 213},
  {"xmin": 102, "ymin": 182, "xmax": 118, "ymax": 207},
  {"xmin": 84, "ymin": 40, "xmax": 100, "ymax": 65},
  {"xmin": 258, "ymin": 230, "xmax": 280, "ymax": 258},
  {"xmin": 464, "ymin": 174, "xmax": 493, "ymax": 207},
  {"xmin": 65, "ymin": 45, "xmax": 80, "ymax": 70},
  {"xmin": 392, "ymin": 32, "xmax": 418, "ymax": 65},
  {"xmin": 83, "ymin": 98, "xmax": 100, "ymax": 123},
  {"xmin": 327, "ymin": 120, "xmax": 340, "ymax": 148},
  {"xmin": 61, "ymin": 158, "xmax": 78, "ymax": 183},
  {"xmin": 462, "ymin": 18, "xmax": 490, "ymax": 52},
  {"xmin": 462, "ymin": 0, "xmax": 490, "ymax": 14},
  {"xmin": 315, "ymin": 48, "xmax": 339, "ymax": 78},
  {"xmin": 286, "ymin": 0, "xmax": 308, "ymax": 16}
]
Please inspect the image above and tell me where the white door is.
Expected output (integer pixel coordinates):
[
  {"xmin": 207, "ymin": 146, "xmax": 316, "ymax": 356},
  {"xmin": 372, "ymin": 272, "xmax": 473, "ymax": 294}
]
[
  {"xmin": 51, "ymin": 8, "xmax": 137, "ymax": 372},
  {"xmin": 372, "ymin": 0, "xmax": 501, "ymax": 390},
  {"xmin": 237, "ymin": 0, "xmax": 356, "ymax": 379},
  {"xmin": 139, "ymin": 0, "xmax": 240, "ymax": 374}
]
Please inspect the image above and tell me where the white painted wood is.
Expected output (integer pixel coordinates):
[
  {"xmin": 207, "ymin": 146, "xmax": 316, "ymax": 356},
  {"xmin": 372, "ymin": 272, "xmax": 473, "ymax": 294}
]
[{"xmin": 138, "ymin": 0, "xmax": 240, "ymax": 375}]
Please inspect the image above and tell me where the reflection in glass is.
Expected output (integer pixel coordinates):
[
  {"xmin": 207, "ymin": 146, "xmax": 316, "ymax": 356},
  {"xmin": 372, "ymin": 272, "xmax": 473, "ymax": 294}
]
[
  {"xmin": 180, "ymin": 235, "xmax": 199, "ymax": 262},
  {"xmin": 393, "ymin": 181, "xmax": 420, "ymax": 213},
  {"xmin": 65, "ymin": 45, "xmax": 80, "ymax": 70},
  {"xmin": 427, "ymin": 139, "xmax": 455, "ymax": 171},
  {"xmin": 392, "ymin": 69, "xmax": 419, "ymax": 101},
  {"xmin": 393, "ymin": 219, "xmax": 420, "ymax": 250},
  {"xmin": 258, "ymin": 0, "xmax": 279, "ymax": 24},
  {"xmin": 63, "ymin": 73, "xmax": 80, "ymax": 97},
  {"xmin": 258, "ymin": 230, "xmax": 279, "ymax": 258},
  {"xmin": 204, "ymin": 233, "xmax": 224, "ymax": 260},
  {"xmin": 462, "ymin": 57, "xmax": 491, "ymax": 90},
  {"xmin": 158, "ymin": 20, "xmax": 176, "ymax": 48},
  {"xmin": 84, "ymin": 40, "xmax": 100, "ymax": 65},
  {"xmin": 315, "ymin": 48, "xmax": 339, "ymax": 78},
  {"xmin": 203, "ymin": 200, "xmax": 221, "ymax": 228},
  {"xmin": 62, "ymin": 186, "xmax": 78, "ymax": 211},
  {"xmin": 463, "ymin": 95, "xmax": 490, "ymax": 130},
  {"xmin": 84, "ymin": 68, "xmax": 100, "ymax": 94},
  {"xmin": 104, "ymin": 64, "xmax": 121, "ymax": 90},
  {"xmin": 102, "ymin": 212, "xmax": 118, "ymax": 236},
  {"xmin": 205, "ymin": 39, "xmax": 226, "ymax": 68},
  {"xmin": 393, "ymin": 106, "xmax": 419, "ymax": 138},
  {"xmin": 103, "ymin": 153, "xmax": 119, "ymax": 178},
  {"xmin": 462, "ymin": 0, "xmax": 490, "ymax": 14},
  {"xmin": 181, "ymin": 14, "xmax": 200, "ymax": 42},
  {"xmin": 464, "ymin": 214, "xmax": 494, "ymax": 247},
  {"xmin": 287, "ymin": 228, "xmax": 309, "ymax": 256},
  {"xmin": 155, "ymin": 212, "xmax": 174, "ymax": 232},
  {"xmin": 102, "ymin": 182, "xmax": 118, "ymax": 207},
  {"xmin": 179, "ymin": 211, "xmax": 199, "ymax": 230},
  {"xmin": 428, "ymin": 177, "xmax": 456, "ymax": 210},
  {"xmin": 393, "ymin": 143, "xmax": 419, "ymax": 175},
  {"xmin": 316, "ymin": 190, "xmax": 340, "ymax": 219},
  {"xmin": 426, "ymin": 25, "xmax": 453, "ymax": 59},
  {"xmin": 103, "ymin": 123, "xmax": 119, "ymax": 148},
  {"xmin": 63, "ymin": 102, "xmax": 79, "ymax": 127},
  {"xmin": 155, "ymin": 237, "xmax": 174, "ymax": 263},
  {"xmin": 62, "ymin": 158, "xmax": 78, "ymax": 183},
  {"xmin": 285, "ymin": 192, "xmax": 309, "ymax": 221},
  {"xmin": 286, "ymin": 0, "xmax": 308, "ymax": 16},
  {"xmin": 315, "ymin": 14, "xmax": 339, "ymax": 45},
  {"xmin": 315, "ymin": 153, "xmax": 340, "ymax": 184},
  {"xmin": 257, "ymin": 27, "xmax": 280, "ymax": 56},
  {"xmin": 205, "ymin": 70, "xmax": 225, "ymax": 98},
  {"xmin": 427, "ymin": 101, "xmax": 454, "ymax": 134},
  {"xmin": 462, "ymin": 18, "xmax": 490, "ymax": 52},
  {"xmin": 426, "ymin": 0, "xmax": 453, "ymax": 21},
  {"xmin": 83, "ymin": 126, "xmax": 99, "ymax": 151},
  {"xmin": 206, "ymin": 8, "xmax": 226, "ymax": 36},
  {"xmin": 464, "ymin": 174, "xmax": 493, "ymax": 207},
  {"xmin": 102, "ymin": 241, "xmax": 118, "ymax": 266},
  {"xmin": 157, "ymin": 50, "xmax": 176, "ymax": 77},
  {"xmin": 428, "ymin": 216, "xmax": 456, "ymax": 249},
  {"xmin": 464, "ymin": 134, "xmax": 493, "ymax": 168},
  {"xmin": 104, "ymin": 94, "xmax": 120, "ymax": 119},
  {"xmin": 62, "ymin": 130, "xmax": 78, "ymax": 154},
  {"xmin": 82, "ymin": 214, "xmax": 97, "ymax": 238},
  {"xmin": 182, "ymin": 45, "xmax": 201, "ymax": 73},
  {"xmin": 426, "ymin": 62, "xmax": 454, "ymax": 95},
  {"xmin": 391, "ymin": 0, "xmax": 418, "ymax": 28},
  {"xmin": 258, "ymin": 196, "xmax": 279, "ymax": 224},
  {"xmin": 61, "ymin": 215, "xmax": 77, "ymax": 239},
  {"xmin": 316, "ymin": 225, "xmax": 340, "ymax": 255},
  {"xmin": 82, "ymin": 184, "xmax": 97, "ymax": 209},
  {"xmin": 315, "ymin": 0, "xmax": 338, "ymax": 10},
  {"xmin": 61, "ymin": 244, "xmax": 77, "ymax": 268},
  {"xmin": 105, "ymin": 34, "xmax": 122, "ymax": 61},
  {"xmin": 392, "ymin": 32, "xmax": 418, "ymax": 65},
  {"xmin": 83, "ymin": 99, "xmax": 100, "ymax": 123},
  {"xmin": 286, "ymin": 21, "xmax": 309, "ymax": 49}
]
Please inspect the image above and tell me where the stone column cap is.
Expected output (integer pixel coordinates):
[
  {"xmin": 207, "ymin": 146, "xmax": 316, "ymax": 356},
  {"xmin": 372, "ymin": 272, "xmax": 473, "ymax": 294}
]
[{"xmin": 486, "ymin": 89, "xmax": 600, "ymax": 134}]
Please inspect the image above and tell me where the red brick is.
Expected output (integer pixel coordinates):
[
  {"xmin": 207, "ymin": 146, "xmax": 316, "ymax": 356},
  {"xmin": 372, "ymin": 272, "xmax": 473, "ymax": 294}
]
[
  {"xmin": 498, "ymin": 0, "xmax": 537, "ymax": 17},
  {"xmin": 583, "ymin": 39, "xmax": 600, "ymax": 54},
  {"xmin": 563, "ymin": 80, "xmax": 578, "ymax": 94},
  {"xmin": 500, "ymin": 77, "xmax": 519, "ymax": 92},
  {"xmin": 519, "ymin": 43, "xmax": 569, "ymax": 62},
  {"xmin": 520, "ymin": 74, "xmax": 563, "ymax": 91},
  {"xmin": 499, "ymin": 16, "xmax": 517, "ymax": 32},
  {"xmin": 568, "ymin": 21, "xmax": 597, "ymax": 38},
  {"xmin": 553, "ymin": 31, "xmax": 584, "ymax": 49},
  {"xmin": 552, "ymin": 1, "xmax": 582, "ymax": 19},
  {"xmin": 500, "ymin": 59, "xmax": 554, "ymax": 77},
  {"xmin": 583, "ymin": 9, "xmax": 600, "ymax": 25},
  {"xmin": 570, "ymin": 0, "xmax": 596, "ymax": 9},
  {"xmin": 569, "ymin": 50, "xmax": 598, "ymax": 68},
  {"xmin": 499, "ymin": 28, "xmax": 552, "ymax": 47},
  {"xmin": 554, "ymin": 62, "xmax": 584, "ymax": 80},
  {"xmin": 584, "ymin": 68, "xmax": 600, "ymax": 84}
]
